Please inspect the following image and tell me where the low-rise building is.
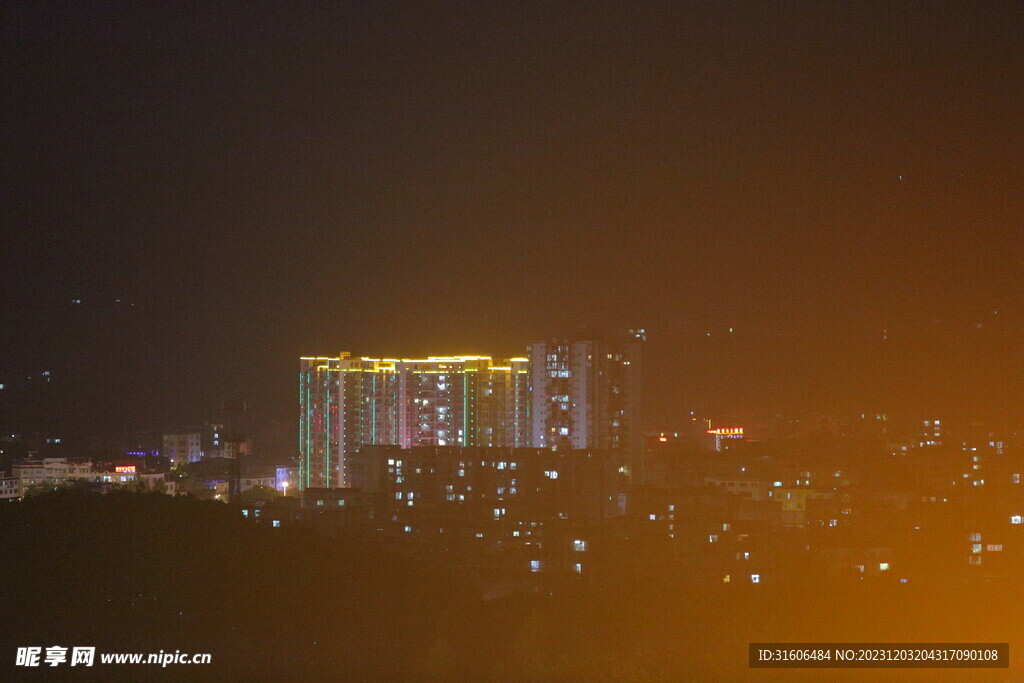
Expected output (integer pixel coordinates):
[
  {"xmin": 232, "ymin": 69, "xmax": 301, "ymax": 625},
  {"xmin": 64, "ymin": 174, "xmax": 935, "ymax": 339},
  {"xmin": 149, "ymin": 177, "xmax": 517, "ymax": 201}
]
[
  {"xmin": 162, "ymin": 432, "xmax": 202, "ymax": 465},
  {"xmin": 0, "ymin": 471, "xmax": 19, "ymax": 501},
  {"xmin": 10, "ymin": 458, "xmax": 178, "ymax": 497},
  {"xmin": 276, "ymin": 465, "xmax": 298, "ymax": 495},
  {"xmin": 704, "ymin": 475, "xmax": 770, "ymax": 501},
  {"xmin": 240, "ymin": 474, "xmax": 277, "ymax": 494}
]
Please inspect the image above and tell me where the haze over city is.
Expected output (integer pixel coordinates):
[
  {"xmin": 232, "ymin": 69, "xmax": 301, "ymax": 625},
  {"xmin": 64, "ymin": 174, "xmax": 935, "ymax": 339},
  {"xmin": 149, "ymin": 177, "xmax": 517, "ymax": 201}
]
[
  {"xmin": 4, "ymin": 1, "xmax": 1023, "ymax": 447},
  {"xmin": 2, "ymin": 1, "xmax": 1023, "ymax": 678}
]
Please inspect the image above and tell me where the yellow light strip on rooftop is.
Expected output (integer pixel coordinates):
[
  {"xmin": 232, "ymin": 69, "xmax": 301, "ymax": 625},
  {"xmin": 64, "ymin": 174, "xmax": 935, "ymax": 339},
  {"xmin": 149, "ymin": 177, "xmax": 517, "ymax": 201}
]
[{"xmin": 303, "ymin": 354, "xmax": 525, "ymax": 369}]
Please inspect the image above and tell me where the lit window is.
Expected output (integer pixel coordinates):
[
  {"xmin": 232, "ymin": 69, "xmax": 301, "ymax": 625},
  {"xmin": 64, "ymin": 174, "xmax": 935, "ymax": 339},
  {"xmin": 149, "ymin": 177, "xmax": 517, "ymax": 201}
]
[
  {"xmin": 987, "ymin": 544, "xmax": 1003, "ymax": 552},
  {"xmin": 879, "ymin": 562, "xmax": 889, "ymax": 571},
  {"xmin": 530, "ymin": 560, "xmax": 541, "ymax": 573},
  {"xmin": 272, "ymin": 520, "xmax": 280, "ymax": 528},
  {"xmin": 971, "ymin": 544, "xmax": 982, "ymax": 554},
  {"xmin": 750, "ymin": 574, "xmax": 760, "ymax": 584},
  {"xmin": 573, "ymin": 540, "xmax": 587, "ymax": 552}
]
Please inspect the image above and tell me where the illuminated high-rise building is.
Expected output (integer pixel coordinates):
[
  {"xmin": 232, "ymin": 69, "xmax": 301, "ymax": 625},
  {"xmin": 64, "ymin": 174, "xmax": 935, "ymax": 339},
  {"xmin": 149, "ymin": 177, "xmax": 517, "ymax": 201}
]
[
  {"xmin": 299, "ymin": 354, "xmax": 398, "ymax": 490},
  {"xmin": 396, "ymin": 356, "xmax": 531, "ymax": 450},
  {"xmin": 299, "ymin": 353, "xmax": 529, "ymax": 489},
  {"xmin": 528, "ymin": 331, "xmax": 644, "ymax": 471}
]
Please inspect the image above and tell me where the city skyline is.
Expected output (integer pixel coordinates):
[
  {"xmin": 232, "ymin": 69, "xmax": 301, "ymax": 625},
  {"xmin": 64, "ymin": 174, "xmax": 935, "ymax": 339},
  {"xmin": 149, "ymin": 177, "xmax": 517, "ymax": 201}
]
[
  {"xmin": 4, "ymin": 1, "xmax": 1024, "ymax": 677},
  {"xmin": 299, "ymin": 353, "xmax": 532, "ymax": 488},
  {"xmin": 5, "ymin": 316, "xmax": 1024, "ymax": 452},
  {"xmin": 297, "ymin": 333, "xmax": 642, "ymax": 489}
]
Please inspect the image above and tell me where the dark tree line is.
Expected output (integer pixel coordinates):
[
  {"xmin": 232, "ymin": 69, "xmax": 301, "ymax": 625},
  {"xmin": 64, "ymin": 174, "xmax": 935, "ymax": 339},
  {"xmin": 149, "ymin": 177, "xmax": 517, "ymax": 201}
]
[{"xmin": 2, "ymin": 490, "xmax": 1022, "ymax": 679}]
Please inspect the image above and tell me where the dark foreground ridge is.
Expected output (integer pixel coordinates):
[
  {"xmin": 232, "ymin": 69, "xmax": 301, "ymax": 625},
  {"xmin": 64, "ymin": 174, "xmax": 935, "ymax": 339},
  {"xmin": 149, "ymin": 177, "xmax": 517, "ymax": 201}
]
[{"xmin": 1, "ymin": 490, "xmax": 1022, "ymax": 680}]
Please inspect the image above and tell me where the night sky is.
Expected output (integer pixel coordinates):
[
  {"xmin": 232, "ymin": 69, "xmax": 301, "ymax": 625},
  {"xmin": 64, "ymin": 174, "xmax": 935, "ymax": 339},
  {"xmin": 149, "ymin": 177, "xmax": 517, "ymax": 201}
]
[{"xmin": 3, "ymin": 1, "xmax": 1023, "ymax": 449}]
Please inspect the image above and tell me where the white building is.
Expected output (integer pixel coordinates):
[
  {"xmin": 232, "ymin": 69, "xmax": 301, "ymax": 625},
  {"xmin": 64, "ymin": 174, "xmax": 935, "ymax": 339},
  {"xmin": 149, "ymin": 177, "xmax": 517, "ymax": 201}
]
[
  {"xmin": 10, "ymin": 458, "xmax": 178, "ymax": 497},
  {"xmin": 529, "ymin": 333, "xmax": 644, "ymax": 466},
  {"xmin": 276, "ymin": 466, "xmax": 298, "ymax": 494},
  {"xmin": 12, "ymin": 458, "xmax": 91, "ymax": 493},
  {"xmin": 162, "ymin": 433, "xmax": 202, "ymax": 464},
  {"xmin": 0, "ymin": 472, "xmax": 18, "ymax": 502},
  {"xmin": 704, "ymin": 475, "xmax": 770, "ymax": 502},
  {"xmin": 13, "ymin": 460, "xmax": 45, "ymax": 494}
]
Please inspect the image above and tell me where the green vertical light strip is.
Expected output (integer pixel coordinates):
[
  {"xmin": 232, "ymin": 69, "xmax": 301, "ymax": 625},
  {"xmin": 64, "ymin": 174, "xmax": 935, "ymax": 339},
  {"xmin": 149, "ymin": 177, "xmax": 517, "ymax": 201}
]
[{"xmin": 305, "ymin": 382, "xmax": 312, "ymax": 490}]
